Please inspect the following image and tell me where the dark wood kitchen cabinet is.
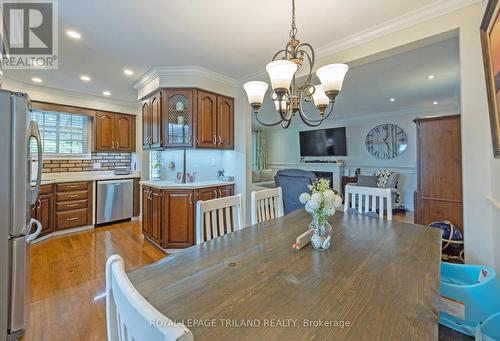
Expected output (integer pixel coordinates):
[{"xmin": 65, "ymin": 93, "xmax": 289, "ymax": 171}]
[
  {"xmin": 163, "ymin": 89, "xmax": 196, "ymax": 147},
  {"xmin": 141, "ymin": 88, "xmax": 233, "ymax": 150},
  {"xmin": 216, "ymin": 95, "xmax": 234, "ymax": 149},
  {"xmin": 197, "ymin": 91, "xmax": 218, "ymax": 148},
  {"xmin": 142, "ymin": 91, "xmax": 162, "ymax": 150},
  {"xmin": 162, "ymin": 190, "xmax": 194, "ymax": 248},
  {"xmin": 95, "ymin": 111, "xmax": 136, "ymax": 152},
  {"xmin": 31, "ymin": 184, "xmax": 55, "ymax": 236},
  {"xmin": 142, "ymin": 186, "xmax": 162, "ymax": 245},
  {"xmin": 141, "ymin": 184, "xmax": 234, "ymax": 249}
]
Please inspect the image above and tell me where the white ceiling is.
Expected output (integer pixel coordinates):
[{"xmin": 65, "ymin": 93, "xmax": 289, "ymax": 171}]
[
  {"xmin": 3, "ymin": 0, "xmax": 466, "ymax": 102},
  {"xmin": 254, "ymin": 36, "xmax": 460, "ymax": 128}
]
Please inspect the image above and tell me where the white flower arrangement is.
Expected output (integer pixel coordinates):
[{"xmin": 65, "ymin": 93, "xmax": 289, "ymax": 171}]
[{"xmin": 299, "ymin": 179, "xmax": 342, "ymax": 224}]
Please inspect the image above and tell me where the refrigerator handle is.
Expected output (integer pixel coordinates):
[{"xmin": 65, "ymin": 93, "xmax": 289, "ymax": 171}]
[
  {"xmin": 27, "ymin": 121, "xmax": 42, "ymax": 205},
  {"xmin": 26, "ymin": 218, "xmax": 42, "ymax": 243}
]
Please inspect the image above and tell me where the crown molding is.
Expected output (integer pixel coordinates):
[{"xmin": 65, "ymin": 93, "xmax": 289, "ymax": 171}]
[
  {"xmin": 2, "ymin": 76, "xmax": 138, "ymax": 111},
  {"xmin": 316, "ymin": 0, "xmax": 481, "ymax": 58},
  {"xmin": 238, "ymin": 0, "xmax": 481, "ymax": 85},
  {"xmin": 133, "ymin": 66, "xmax": 239, "ymax": 91}
]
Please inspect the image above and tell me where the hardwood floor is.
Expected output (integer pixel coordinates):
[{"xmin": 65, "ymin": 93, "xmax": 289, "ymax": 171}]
[{"xmin": 24, "ymin": 220, "xmax": 166, "ymax": 341}]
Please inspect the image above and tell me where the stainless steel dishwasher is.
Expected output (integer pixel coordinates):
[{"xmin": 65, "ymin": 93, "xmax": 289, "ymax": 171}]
[{"xmin": 96, "ymin": 179, "xmax": 133, "ymax": 225}]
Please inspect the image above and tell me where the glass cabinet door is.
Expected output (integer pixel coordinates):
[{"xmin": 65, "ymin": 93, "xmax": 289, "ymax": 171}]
[{"xmin": 164, "ymin": 90, "xmax": 194, "ymax": 147}]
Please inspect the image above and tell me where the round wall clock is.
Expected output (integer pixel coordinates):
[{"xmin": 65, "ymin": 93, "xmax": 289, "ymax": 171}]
[{"xmin": 365, "ymin": 124, "xmax": 408, "ymax": 159}]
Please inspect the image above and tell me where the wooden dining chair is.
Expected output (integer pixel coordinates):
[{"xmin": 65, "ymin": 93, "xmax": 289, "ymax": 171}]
[
  {"xmin": 250, "ymin": 187, "xmax": 284, "ymax": 225},
  {"xmin": 195, "ymin": 194, "xmax": 242, "ymax": 244},
  {"xmin": 105, "ymin": 255, "xmax": 193, "ymax": 341},
  {"xmin": 344, "ymin": 185, "xmax": 393, "ymax": 220}
]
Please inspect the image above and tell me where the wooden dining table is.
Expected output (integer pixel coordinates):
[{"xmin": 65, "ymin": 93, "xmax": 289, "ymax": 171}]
[{"xmin": 129, "ymin": 210, "xmax": 442, "ymax": 340}]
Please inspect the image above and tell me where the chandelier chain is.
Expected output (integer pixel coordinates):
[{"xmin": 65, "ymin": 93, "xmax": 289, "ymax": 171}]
[{"xmin": 289, "ymin": 0, "xmax": 297, "ymax": 39}]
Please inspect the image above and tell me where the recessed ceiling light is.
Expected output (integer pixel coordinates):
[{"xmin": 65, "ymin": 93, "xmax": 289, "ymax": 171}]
[
  {"xmin": 123, "ymin": 69, "xmax": 134, "ymax": 76},
  {"xmin": 102, "ymin": 91, "xmax": 111, "ymax": 96},
  {"xmin": 427, "ymin": 74, "xmax": 435, "ymax": 79},
  {"xmin": 80, "ymin": 75, "xmax": 91, "ymax": 82},
  {"xmin": 32, "ymin": 77, "xmax": 42, "ymax": 83},
  {"xmin": 433, "ymin": 101, "xmax": 438, "ymax": 105},
  {"xmin": 389, "ymin": 98, "xmax": 395, "ymax": 102},
  {"xmin": 66, "ymin": 30, "xmax": 81, "ymax": 39}
]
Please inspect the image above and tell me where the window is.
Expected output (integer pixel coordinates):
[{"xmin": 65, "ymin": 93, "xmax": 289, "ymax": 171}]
[{"xmin": 30, "ymin": 109, "xmax": 91, "ymax": 159}]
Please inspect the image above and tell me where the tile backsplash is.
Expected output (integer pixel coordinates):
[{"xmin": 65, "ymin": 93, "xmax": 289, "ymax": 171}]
[{"xmin": 42, "ymin": 152, "xmax": 131, "ymax": 173}]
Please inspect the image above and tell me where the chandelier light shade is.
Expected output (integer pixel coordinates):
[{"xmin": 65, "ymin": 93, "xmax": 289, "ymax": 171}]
[
  {"xmin": 266, "ymin": 60, "xmax": 298, "ymax": 91},
  {"xmin": 316, "ymin": 63, "xmax": 349, "ymax": 94},
  {"xmin": 243, "ymin": 0, "xmax": 349, "ymax": 128},
  {"xmin": 243, "ymin": 81, "xmax": 269, "ymax": 110},
  {"xmin": 311, "ymin": 85, "xmax": 329, "ymax": 113}
]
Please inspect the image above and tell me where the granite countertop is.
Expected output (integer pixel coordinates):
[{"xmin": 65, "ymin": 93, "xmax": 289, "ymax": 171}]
[
  {"xmin": 31, "ymin": 171, "xmax": 141, "ymax": 186},
  {"xmin": 140, "ymin": 180, "xmax": 235, "ymax": 189}
]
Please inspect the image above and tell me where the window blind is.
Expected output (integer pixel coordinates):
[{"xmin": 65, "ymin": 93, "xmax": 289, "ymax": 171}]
[{"xmin": 30, "ymin": 109, "xmax": 91, "ymax": 156}]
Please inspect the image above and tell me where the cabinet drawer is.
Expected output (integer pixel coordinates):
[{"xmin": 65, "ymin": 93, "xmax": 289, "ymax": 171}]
[
  {"xmin": 56, "ymin": 209, "xmax": 88, "ymax": 229},
  {"xmin": 56, "ymin": 190, "xmax": 88, "ymax": 202},
  {"xmin": 39, "ymin": 184, "xmax": 53, "ymax": 195},
  {"xmin": 56, "ymin": 182, "xmax": 89, "ymax": 192},
  {"xmin": 56, "ymin": 199, "xmax": 88, "ymax": 212}
]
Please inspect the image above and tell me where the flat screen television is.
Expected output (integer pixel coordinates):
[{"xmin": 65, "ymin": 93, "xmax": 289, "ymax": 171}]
[{"xmin": 299, "ymin": 127, "xmax": 347, "ymax": 157}]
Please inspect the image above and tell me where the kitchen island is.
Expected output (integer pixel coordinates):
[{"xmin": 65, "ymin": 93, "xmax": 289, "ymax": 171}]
[{"xmin": 139, "ymin": 180, "xmax": 235, "ymax": 249}]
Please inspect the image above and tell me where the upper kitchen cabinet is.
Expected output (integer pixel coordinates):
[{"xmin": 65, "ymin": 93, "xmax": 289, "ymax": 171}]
[
  {"xmin": 196, "ymin": 91, "xmax": 234, "ymax": 149},
  {"xmin": 95, "ymin": 111, "xmax": 136, "ymax": 152},
  {"xmin": 142, "ymin": 90, "xmax": 163, "ymax": 150},
  {"xmin": 216, "ymin": 95, "xmax": 234, "ymax": 149},
  {"xmin": 196, "ymin": 91, "xmax": 218, "ymax": 148},
  {"xmin": 163, "ymin": 89, "xmax": 196, "ymax": 147},
  {"xmin": 141, "ymin": 88, "xmax": 234, "ymax": 150}
]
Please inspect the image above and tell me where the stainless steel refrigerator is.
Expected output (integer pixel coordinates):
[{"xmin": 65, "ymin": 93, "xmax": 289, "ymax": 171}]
[{"xmin": 0, "ymin": 90, "xmax": 43, "ymax": 341}]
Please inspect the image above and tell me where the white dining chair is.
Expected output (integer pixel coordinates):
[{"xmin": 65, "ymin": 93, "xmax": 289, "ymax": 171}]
[
  {"xmin": 250, "ymin": 187, "xmax": 284, "ymax": 225},
  {"xmin": 106, "ymin": 255, "xmax": 193, "ymax": 341},
  {"xmin": 344, "ymin": 185, "xmax": 393, "ymax": 220},
  {"xmin": 196, "ymin": 194, "xmax": 242, "ymax": 244}
]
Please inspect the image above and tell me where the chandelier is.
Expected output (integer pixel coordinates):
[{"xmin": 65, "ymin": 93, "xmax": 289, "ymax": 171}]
[{"xmin": 243, "ymin": 0, "xmax": 348, "ymax": 128}]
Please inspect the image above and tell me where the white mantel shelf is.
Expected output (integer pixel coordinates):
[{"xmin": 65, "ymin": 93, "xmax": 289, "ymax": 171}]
[{"xmin": 140, "ymin": 180, "xmax": 235, "ymax": 190}]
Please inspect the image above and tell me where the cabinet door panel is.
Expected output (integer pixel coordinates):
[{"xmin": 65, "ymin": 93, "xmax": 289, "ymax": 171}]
[
  {"xmin": 150, "ymin": 188, "xmax": 162, "ymax": 244},
  {"xmin": 150, "ymin": 91, "xmax": 162, "ymax": 149},
  {"xmin": 34, "ymin": 194, "xmax": 54, "ymax": 236},
  {"xmin": 217, "ymin": 96, "xmax": 234, "ymax": 149},
  {"xmin": 162, "ymin": 191, "xmax": 194, "ymax": 248},
  {"xmin": 196, "ymin": 91, "xmax": 217, "ymax": 148},
  {"xmin": 141, "ymin": 101, "xmax": 150, "ymax": 148},
  {"xmin": 141, "ymin": 186, "xmax": 151, "ymax": 236},
  {"xmin": 163, "ymin": 89, "xmax": 195, "ymax": 147},
  {"xmin": 196, "ymin": 187, "xmax": 217, "ymax": 202},
  {"xmin": 95, "ymin": 112, "xmax": 115, "ymax": 151},
  {"xmin": 218, "ymin": 185, "xmax": 234, "ymax": 198},
  {"xmin": 114, "ymin": 114, "xmax": 135, "ymax": 151}
]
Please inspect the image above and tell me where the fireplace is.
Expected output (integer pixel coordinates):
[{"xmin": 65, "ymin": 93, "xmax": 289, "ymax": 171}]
[{"xmin": 312, "ymin": 171, "xmax": 333, "ymax": 188}]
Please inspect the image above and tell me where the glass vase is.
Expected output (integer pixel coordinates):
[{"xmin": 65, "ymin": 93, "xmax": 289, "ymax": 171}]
[{"xmin": 309, "ymin": 219, "xmax": 333, "ymax": 251}]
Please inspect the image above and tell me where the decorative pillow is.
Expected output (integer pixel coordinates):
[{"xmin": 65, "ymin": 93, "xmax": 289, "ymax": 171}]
[
  {"xmin": 252, "ymin": 171, "xmax": 261, "ymax": 183},
  {"xmin": 356, "ymin": 175, "xmax": 378, "ymax": 187},
  {"xmin": 260, "ymin": 169, "xmax": 274, "ymax": 182},
  {"xmin": 375, "ymin": 170, "xmax": 392, "ymax": 188},
  {"xmin": 384, "ymin": 173, "xmax": 400, "ymax": 189}
]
